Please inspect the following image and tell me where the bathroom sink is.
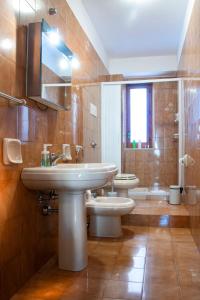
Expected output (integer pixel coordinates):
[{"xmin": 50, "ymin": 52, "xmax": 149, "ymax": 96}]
[
  {"xmin": 22, "ymin": 163, "xmax": 117, "ymax": 191},
  {"xmin": 21, "ymin": 163, "xmax": 118, "ymax": 272}
]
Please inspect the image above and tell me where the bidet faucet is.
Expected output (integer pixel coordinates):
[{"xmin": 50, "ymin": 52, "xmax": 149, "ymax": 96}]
[
  {"xmin": 50, "ymin": 144, "xmax": 72, "ymax": 166},
  {"xmin": 75, "ymin": 145, "xmax": 83, "ymax": 163}
]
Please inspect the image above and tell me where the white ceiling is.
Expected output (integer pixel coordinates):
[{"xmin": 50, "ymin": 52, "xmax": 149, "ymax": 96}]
[{"xmin": 82, "ymin": 0, "xmax": 189, "ymax": 59}]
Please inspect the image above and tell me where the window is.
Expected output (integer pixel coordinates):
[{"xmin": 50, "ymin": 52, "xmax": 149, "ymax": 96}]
[{"xmin": 126, "ymin": 83, "xmax": 153, "ymax": 148}]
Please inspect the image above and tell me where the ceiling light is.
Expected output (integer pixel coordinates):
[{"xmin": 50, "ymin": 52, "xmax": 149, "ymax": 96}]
[
  {"xmin": 47, "ymin": 30, "xmax": 60, "ymax": 45},
  {"xmin": 59, "ymin": 58, "xmax": 69, "ymax": 70},
  {"xmin": 1, "ymin": 38, "xmax": 13, "ymax": 50},
  {"xmin": 71, "ymin": 56, "xmax": 80, "ymax": 70}
]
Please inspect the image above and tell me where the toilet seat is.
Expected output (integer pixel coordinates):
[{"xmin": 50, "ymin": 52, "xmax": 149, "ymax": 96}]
[
  {"xmin": 113, "ymin": 173, "xmax": 139, "ymax": 192},
  {"xmin": 104, "ymin": 173, "xmax": 139, "ymax": 198},
  {"xmin": 115, "ymin": 173, "xmax": 137, "ymax": 180}
]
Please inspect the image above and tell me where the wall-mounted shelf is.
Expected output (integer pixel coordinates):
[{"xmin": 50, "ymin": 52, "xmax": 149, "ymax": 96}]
[{"xmin": 0, "ymin": 91, "xmax": 26, "ymax": 105}]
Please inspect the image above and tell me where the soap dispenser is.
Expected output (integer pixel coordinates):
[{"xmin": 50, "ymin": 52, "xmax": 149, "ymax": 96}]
[{"xmin": 41, "ymin": 144, "xmax": 52, "ymax": 167}]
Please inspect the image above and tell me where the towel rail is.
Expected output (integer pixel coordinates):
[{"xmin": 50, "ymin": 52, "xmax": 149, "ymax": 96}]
[{"xmin": 0, "ymin": 91, "xmax": 26, "ymax": 105}]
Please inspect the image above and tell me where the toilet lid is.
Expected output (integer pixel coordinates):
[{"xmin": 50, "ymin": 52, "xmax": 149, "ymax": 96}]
[{"xmin": 115, "ymin": 173, "xmax": 137, "ymax": 180}]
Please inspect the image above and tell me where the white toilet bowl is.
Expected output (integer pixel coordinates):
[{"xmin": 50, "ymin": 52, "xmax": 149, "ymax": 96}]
[
  {"xmin": 87, "ymin": 196, "xmax": 135, "ymax": 237},
  {"xmin": 113, "ymin": 173, "xmax": 139, "ymax": 197}
]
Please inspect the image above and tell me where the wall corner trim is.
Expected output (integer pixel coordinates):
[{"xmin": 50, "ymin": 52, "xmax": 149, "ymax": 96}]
[
  {"xmin": 177, "ymin": 0, "xmax": 196, "ymax": 64},
  {"xmin": 66, "ymin": 0, "xmax": 109, "ymax": 72}
]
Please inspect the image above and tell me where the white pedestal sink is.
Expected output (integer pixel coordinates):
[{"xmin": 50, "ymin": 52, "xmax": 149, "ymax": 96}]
[{"xmin": 21, "ymin": 163, "xmax": 117, "ymax": 271}]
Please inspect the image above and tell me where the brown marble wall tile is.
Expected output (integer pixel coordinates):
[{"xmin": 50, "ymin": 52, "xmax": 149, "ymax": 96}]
[
  {"xmin": 123, "ymin": 82, "xmax": 178, "ymax": 187},
  {"xmin": 0, "ymin": 0, "xmax": 108, "ymax": 299},
  {"xmin": 178, "ymin": 0, "xmax": 200, "ymax": 251}
]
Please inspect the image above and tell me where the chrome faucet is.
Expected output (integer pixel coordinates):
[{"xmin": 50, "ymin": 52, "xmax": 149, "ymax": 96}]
[
  {"xmin": 50, "ymin": 153, "xmax": 64, "ymax": 166},
  {"xmin": 50, "ymin": 144, "xmax": 72, "ymax": 166},
  {"xmin": 75, "ymin": 145, "xmax": 83, "ymax": 163}
]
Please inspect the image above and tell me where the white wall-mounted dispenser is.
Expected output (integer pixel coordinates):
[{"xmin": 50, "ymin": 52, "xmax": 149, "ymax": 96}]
[
  {"xmin": 179, "ymin": 154, "xmax": 195, "ymax": 167},
  {"xmin": 3, "ymin": 138, "xmax": 23, "ymax": 165}
]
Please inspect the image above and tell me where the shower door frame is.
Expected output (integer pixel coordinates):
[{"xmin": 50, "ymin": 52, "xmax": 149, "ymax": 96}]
[{"xmin": 101, "ymin": 78, "xmax": 184, "ymax": 187}]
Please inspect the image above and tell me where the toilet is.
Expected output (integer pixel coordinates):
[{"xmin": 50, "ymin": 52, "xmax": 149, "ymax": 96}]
[
  {"xmin": 112, "ymin": 173, "xmax": 139, "ymax": 197},
  {"xmin": 87, "ymin": 196, "xmax": 135, "ymax": 237}
]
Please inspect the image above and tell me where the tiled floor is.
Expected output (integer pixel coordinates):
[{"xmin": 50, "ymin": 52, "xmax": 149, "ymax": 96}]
[
  {"xmin": 122, "ymin": 199, "xmax": 189, "ymax": 227},
  {"xmin": 133, "ymin": 200, "xmax": 189, "ymax": 216},
  {"xmin": 11, "ymin": 226, "xmax": 200, "ymax": 300}
]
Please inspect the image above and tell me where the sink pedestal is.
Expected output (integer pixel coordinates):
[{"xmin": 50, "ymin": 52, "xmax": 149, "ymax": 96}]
[{"xmin": 58, "ymin": 191, "xmax": 87, "ymax": 271}]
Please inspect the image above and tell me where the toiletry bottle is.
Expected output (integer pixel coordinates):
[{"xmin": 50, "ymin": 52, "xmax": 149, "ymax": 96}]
[
  {"xmin": 41, "ymin": 144, "xmax": 52, "ymax": 167},
  {"xmin": 132, "ymin": 140, "xmax": 137, "ymax": 149},
  {"xmin": 138, "ymin": 140, "xmax": 142, "ymax": 149},
  {"xmin": 128, "ymin": 132, "xmax": 131, "ymax": 142}
]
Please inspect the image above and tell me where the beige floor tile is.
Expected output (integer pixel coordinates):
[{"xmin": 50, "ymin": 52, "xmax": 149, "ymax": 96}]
[
  {"xmin": 144, "ymin": 265, "xmax": 178, "ymax": 284},
  {"xmin": 112, "ymin": 266, "xmax": 144, "ymax": 282},
  {"xmin": 173, "ymin": 241, "xmax": 199, "ymax": 252},
  {"xmin": 87, "ymin": 242, "xmax": 98, "ymax": 254},
  {"xmin": 61, "ymin": 291, "xmax": 102, "ymax": 300},
  {"xmin": 81, "ymin": 264, "xmax": 114, "ymax": 280},
  {"xmin": 88, "ymin": 254, "xmax": 116, "ymax": 266},
  {"xmin": 149, "ymin": 227, "xmax": 171, "ymax": 234},
  {"xmin": 142, "ymin": 282, "xmax": 181, "ymax": 300},
  {"xmin": 103, "ymin": 280, "xmax": 143, "ymax": 300},
  {"xmin": 175, "ymin": 256, "xmax": 200, "ymax": 270},
  {"xmin": 145, "ymin": 256, "xmax": 175, "ymax": 269},
  {"xmin": 124, "ymin": 226, "xmax": 150, "ymax": 234},
  {"xmin": 170, "ymin": 228, "xmax": 191, "ymax": 235},
  {"xmin": 116, "ymin": 256, "xmax": 145, "ymax": 268},
  {"xmin": 97, "ymin": 240, "xmax": 123, "ymax": 247},
  {"xmin": 91, "ymin": 244, "xmax": 121, "ymax": 256},
  {"xmin": 122, "ymin": 238, "xmax": 147, "ymax": 247},
  {"xmin": 147, "ymin": 239, "xmax": 172, "ymax": 247},
  {"xmin": 148, "ymin": 227, "xmax": 171, "ymax": 241},
  {"xmin": 178, "ymin": 269, "xmax": 200, "ymax": 287},
  {"xmin": 11, "ymin": 225, "xmax": 199, "ymax": 300},
  {"xmin": 67, "ymin": 277, "xmax": 107, "ymax": 298},
  {"xmin": 171, "ymin": 234, "xmax": 195, "ymax": 243},
  {"xmin": 147, "ymin": 241, "xmax": 173, "ymax": 258},
  {"xmin": 122, "ymin": 226, "xmax": 149, "ymax": 240},
  {"xmin": 173, "ymin": 242, "xmax": 200, "ymax": 263},
  {"xmin": 87, "ymin": 240, "xmax": 99, "ymax": 245},
  {"xmin": 119, "ymin": 245, "xmax": 147, "ymax": 257}
]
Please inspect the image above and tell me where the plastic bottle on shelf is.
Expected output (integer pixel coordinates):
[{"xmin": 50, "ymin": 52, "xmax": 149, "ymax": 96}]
[
  {"xmin": 132, "ymin": 140, "xmax": 137, "ymax": 149},
  {"xmin": 138, "ymin": 140, "xmax": 142, "ymax": 149}
]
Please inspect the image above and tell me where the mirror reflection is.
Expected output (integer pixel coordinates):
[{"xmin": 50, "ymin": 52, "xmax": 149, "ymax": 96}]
[
  {"xmin": 41, "ymin": 20, "xmax": 72, "ymax": 109},
  {"xmin": 27, "ymin": 19, "xmax": 73, "ymax": 110}
]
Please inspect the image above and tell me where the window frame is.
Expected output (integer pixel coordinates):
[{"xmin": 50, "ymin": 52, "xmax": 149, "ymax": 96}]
[{"xmin": 126, "ymin": 83, "xmax": 153, "ymax": 148}]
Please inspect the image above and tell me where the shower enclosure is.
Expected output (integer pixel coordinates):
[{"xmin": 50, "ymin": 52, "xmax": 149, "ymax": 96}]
[{"xmin": 101, "ymin": 78, "xmax": 185, "ymax": 200}]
